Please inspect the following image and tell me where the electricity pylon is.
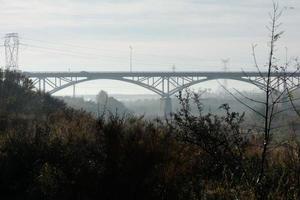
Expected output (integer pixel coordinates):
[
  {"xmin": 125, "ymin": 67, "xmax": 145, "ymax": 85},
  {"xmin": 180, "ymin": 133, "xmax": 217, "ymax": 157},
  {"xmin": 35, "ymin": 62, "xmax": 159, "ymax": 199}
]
[{"xmin": 4, "ymin": 33, "xmax": 19, "ymax": 71}]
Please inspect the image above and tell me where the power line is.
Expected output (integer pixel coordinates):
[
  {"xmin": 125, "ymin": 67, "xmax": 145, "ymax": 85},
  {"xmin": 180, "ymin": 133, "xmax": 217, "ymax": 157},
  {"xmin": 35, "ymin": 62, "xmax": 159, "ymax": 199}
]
[
  {"xmin": 22, "ymin": 43, "xmax": 219, "ymax": 68},
  {"xmin": 21, "ymin": 37, "xmax": 219, "ymax": 63},
  {"xmin": 1, "ymin": 35, "xmax": 255, "ymax": 71}
]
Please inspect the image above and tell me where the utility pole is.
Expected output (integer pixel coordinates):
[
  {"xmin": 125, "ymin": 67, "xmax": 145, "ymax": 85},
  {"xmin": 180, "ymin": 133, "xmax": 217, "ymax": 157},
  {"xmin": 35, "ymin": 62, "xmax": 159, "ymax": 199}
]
[
  {"xmin": 4, "ymin": 33, "xmax": 19, "ymax": 71},
  {"xmin": 172, "ymin": 64, "xmax": 176, "ymax": 72},
  {"xmin": 129, "ymin": 45, "xmax": 133, "ymax": 72},
  {"xmin": 221, "ymin": 58, "xmax": 230, "ymax": 91}
]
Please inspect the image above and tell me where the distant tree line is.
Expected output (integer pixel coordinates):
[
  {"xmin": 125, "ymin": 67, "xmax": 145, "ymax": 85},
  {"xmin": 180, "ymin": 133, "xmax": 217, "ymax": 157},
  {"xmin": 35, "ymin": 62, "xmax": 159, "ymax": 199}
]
[{"xmin": 58, "ymin": 90, "xmax": 128, "ymax": 118}]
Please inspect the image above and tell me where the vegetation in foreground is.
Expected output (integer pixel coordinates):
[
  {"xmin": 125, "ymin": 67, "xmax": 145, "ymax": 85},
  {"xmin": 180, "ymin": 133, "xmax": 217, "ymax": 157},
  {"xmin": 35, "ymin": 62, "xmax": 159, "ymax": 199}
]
[
  {"xmin": 1, "ymin": 5, "xmax": 300, "ymax": 198},
  {"xmin": 1, "ymin": 69, "xmax": 300, "ymax": 200}
]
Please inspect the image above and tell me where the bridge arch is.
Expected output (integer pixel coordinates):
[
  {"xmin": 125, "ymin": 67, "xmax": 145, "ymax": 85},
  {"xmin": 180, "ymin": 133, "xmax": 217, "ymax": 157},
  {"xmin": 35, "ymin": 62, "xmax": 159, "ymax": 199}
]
[
  {"xmin": 49, "ymin": 76, "xmax": 268, "ymax": 96},
  {"xmin": 49, "ymin": 77, "xmax": 164, "ymax": 96},
  {"xmin": 169, "ymin": 77, "xmax": 268, "ymax": 96}
]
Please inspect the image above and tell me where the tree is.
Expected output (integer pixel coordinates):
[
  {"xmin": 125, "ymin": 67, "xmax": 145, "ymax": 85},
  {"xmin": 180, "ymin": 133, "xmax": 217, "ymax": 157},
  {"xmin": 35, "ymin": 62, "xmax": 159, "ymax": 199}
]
[
  {"xmin": 220, "ymin": 2, "xmax": 300, "ymax": 198},
  {"xmin": 96, "ymin": 90, "xmax": 109, "ymax": 118}
]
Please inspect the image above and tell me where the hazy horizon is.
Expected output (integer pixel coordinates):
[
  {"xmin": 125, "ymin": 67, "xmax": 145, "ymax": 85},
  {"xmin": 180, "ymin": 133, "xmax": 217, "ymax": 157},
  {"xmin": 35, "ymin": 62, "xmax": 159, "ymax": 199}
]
[{"xmin": 1, "ymin": 0, "xmax": 299, "ymax": 95}]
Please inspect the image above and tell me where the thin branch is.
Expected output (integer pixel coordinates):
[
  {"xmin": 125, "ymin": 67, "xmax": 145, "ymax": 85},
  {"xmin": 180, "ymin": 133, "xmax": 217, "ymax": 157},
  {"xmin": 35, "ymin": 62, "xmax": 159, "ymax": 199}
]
[
  {"xmin": 233, "ymin": 88, "xmax": 265, "ymax": 104},
  {"xmin": 252, "ymin": 44, "xmax": 268, "ymax": 85},
  {"xmin": 277, "ymin": 96, "xmax": 300, "ymax": 104},
  {"xmin": 287, "ymin": 87, "xmax": 300, "ymax": 117},
  {"xmin": 273, "ymin": 105, "xmax": 300, "ymax": 116},
  {"xmin": 217, "ymin": 81, "xmax": 265, "ymax": 118},
  {"xmin": 241, "ymin": 73, "xmax": 268, "ymax": 92}
]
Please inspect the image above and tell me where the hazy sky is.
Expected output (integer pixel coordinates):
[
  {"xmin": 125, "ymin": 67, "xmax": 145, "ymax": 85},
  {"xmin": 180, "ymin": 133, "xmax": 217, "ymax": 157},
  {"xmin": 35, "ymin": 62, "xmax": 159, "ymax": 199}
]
[{"xmin": 0, "ymin": 0, "xmax": 299, "ymax": 94}]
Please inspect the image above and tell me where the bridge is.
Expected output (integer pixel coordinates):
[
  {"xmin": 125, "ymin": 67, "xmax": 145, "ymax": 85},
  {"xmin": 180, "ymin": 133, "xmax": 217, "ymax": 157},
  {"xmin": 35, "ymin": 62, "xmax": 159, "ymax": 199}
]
[{"xmin": 22, "ymin": 71, "xmax": 300, "ymax": 116}]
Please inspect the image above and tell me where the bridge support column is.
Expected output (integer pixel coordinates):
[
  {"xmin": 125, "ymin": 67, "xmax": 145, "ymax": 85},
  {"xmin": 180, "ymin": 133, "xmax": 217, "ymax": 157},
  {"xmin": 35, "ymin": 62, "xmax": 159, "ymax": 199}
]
[
  {"xmin": 281, "ymin": 81, "xmax": 289, "ymax": 112},
  {"xmin": 38, "ymin": 78, "xmax": 41, "ymax": 91},
  {"xmin": 161, "ymin": 96, "xmax": 172, "ymax": 117},
  {"xmin": 73, "ymin": 84, "xmax": 76, "ymax": 98},
  {"xmin": 42, "ymin": 78, "xmax": 46, "ymax": 92}
]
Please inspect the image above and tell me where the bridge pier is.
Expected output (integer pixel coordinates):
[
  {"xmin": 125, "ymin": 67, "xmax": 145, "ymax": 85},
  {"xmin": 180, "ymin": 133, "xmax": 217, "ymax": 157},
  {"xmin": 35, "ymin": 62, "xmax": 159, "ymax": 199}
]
[
  {"xmin": 161, "ymin": 96, "xmax": 172, "ymax": 117},
  {"xmin": 281, "ymin": 82, "xmax": 290, "ymax": 112},
  {"xmin": 73, "ymin": 84, "xmax": 76, "ymax": 98}
]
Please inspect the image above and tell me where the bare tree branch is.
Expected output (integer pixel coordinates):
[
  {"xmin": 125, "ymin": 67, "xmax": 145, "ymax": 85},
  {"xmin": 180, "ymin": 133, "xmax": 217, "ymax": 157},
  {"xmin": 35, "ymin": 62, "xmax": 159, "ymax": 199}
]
[
  {"xmin": 233, "ymin": 88, "xmax": 265, "ymax": 104},
  {"xmin": 217, "ymin": 81, "xmax": 265, "ymax": 118}
]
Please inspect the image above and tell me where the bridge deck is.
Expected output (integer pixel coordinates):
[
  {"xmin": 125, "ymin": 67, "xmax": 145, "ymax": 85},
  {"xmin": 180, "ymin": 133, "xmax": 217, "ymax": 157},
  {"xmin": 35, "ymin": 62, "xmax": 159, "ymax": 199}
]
[{"xmin": 22, "ymin": 71, "xmax": 300, "ymax": 78}]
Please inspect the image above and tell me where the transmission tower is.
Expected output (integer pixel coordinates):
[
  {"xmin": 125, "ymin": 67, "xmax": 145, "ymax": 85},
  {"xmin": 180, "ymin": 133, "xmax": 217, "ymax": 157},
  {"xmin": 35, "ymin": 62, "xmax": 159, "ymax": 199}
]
[
  {"xmin": 221, "ymin": 58, "xmax": 230, "ymax": 90},
  {"xmin": 4, "ymin": 33, "xmax": 19, "ymax": 70}
]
